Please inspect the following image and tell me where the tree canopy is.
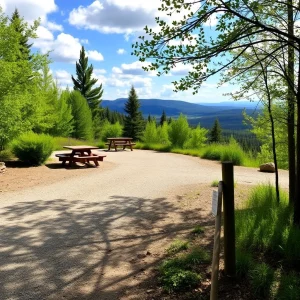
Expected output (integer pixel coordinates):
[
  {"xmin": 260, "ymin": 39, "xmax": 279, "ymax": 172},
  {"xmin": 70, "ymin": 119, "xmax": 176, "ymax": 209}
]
[
  {"xmin": 72, "ymin": 46, "xmax": 103, "ymax": 116},
  {"xmin": 133, "ymin": 0, "xmax": 300, "ymax": 225}
]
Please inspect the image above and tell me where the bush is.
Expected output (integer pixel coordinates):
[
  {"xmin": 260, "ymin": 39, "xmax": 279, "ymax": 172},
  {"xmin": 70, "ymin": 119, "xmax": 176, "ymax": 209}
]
[
  {"xmin": 143, "ymin": 120, "xmax": 158, "ymax": 144},
  {"xmin": 202, "ymin": 138, "xmax": 246, "ymax": 165},
  {"xmin": 12, "ymin": 132, "xmax": 54, "ymax": 165},
  {"xmin": 160, "ymin": 268, "xmax": 201, "ymax": 292},
  {"xmin": 184, "ymin": 124, "xmax": 208, "ymax": 149},
  {"xmin": 101, "ymin": 121, "xmax": 123, "ymax": 141},
  {"xmin": 168, "ymin": 114, "xmax": 190, "ymax": 148},
  {"xmin": 0, "ymin": 149, "xmax": 13, "ymax": 161}
]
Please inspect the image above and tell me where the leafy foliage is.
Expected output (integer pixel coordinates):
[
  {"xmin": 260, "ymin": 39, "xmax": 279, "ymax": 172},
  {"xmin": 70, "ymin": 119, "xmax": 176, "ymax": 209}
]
[
  {"xmin": 68, "ymin": 91, "xmax": 93, "ymax": 141},
  {"xmin": 100, "ymin": 121, "xmax": 123, "ymax": 141},
  {"xmin": 168, "ymin": 114, "xmax": 190, "ymax": 148},
  {"xmin": 143, "ymin": 120, "xmax": 158, "ymax": 144},
  {"xmin": 12, "ymin": 132, "xmax": 54, "ymax": 165},
  {"xmin": 184, "ymin": 124, "xmax": 208, "ymax": 149}
]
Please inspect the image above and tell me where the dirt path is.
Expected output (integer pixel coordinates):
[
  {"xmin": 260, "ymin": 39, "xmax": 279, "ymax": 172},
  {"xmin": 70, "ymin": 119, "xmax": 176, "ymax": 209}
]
[{"xmin": 0, "ymin": 150, "xmax": 289, "ymax": 300}]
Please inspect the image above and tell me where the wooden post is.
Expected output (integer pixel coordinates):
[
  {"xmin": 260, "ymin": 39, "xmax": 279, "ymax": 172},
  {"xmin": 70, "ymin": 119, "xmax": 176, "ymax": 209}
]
[
  {"xmin": 210, "ymin": 181, "xmax": 223, "ymax": 300},
  {"xmin": 222, "ymin": 162, "xmax": 236, "ymax": 277}
]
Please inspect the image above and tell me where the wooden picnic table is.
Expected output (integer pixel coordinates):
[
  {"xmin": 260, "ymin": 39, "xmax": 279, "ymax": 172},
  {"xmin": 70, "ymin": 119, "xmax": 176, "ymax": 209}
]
[
  {"xmin": 106, "ymin": 137, "xmax": 136, "ymax": 151},
  {"xmin": 55, "ymin": 145, "xmax": 106, "ymax": 167}
]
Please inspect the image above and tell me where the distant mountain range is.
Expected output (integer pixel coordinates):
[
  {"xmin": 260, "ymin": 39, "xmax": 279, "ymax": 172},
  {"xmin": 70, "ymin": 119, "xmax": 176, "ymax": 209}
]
[{"xmin": 102, "ymin": 98, "xmax": 261, "ymax": 130}]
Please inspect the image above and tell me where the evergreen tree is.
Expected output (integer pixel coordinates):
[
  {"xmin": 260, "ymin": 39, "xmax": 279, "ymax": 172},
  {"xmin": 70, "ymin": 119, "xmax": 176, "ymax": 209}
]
[
  {"xmin": 210, "ymin": 118, "xmax": 222, "ymax": 143},
  {"xmin": 123, "ymin": 86, "xmax": 144, "ymax": 140},
  {"xmin": 160, "ymin": 110, "xmax": 167, "ymax": 126},
  {"xmin": 68, "ymin": 91, "xmax": 93, "ymax": 140},
  {"xmin": 10, "ymin": 9, "xmax": 33, "ymax": 61},
  {"xmin": 72, "ymin": 46, "xmax": 103, "ymax": 117}
]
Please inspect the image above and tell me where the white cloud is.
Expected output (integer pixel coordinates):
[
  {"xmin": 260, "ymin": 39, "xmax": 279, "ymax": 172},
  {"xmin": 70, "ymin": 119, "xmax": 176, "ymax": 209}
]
[
  {"xmin": 45, "ymin": 21, "xmax": 63, "ymax": 32},
  {"xmin": 54, "ymin": 70, "xmax": 72, "ymax": 86},
  {"xmin": 81, "ymin": 39, "xmax": 89, "ymax": 44},
  {"xmin": 68, "ymin": 0, "xmax": 160, "ymax": 34},
  {"xmin": 117, "ymin": 48, "xmax": 126, "ymax": 55},
  {"xmin": 33, "ymin": 31, "xmax": 104, "ymax": 63},
  {"xmin": 1, "ymin": 0, "xmax": 57, "ymax": 23},
  {"xmin": 86, "ymin": 50, "xmax": 104, "ymax": 61},
  {"xmin": 112, "ymin": 61, "xmax": 150, "ymax": 76},
  {"xmin": 94, "ymin": 68, "xmax": 107, "ymax": 75},
  {"xmin": 169, "ymin": 63, "xmax": 193, "ymax": 76}
]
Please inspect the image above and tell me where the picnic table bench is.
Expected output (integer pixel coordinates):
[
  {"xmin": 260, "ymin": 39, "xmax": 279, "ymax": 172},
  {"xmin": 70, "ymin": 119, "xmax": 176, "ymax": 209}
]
[
  {"xmin": 55, "ymin": 146, "xmax": 106, "ymax": 167},
  {"xmin": 106, "ymin": 137, "xmax": 136, "ymax": 151}
]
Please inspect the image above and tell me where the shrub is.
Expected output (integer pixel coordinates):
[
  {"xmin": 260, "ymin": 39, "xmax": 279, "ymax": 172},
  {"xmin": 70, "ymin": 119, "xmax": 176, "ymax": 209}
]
[
  {"xmin": 160, "ymin": 268, "xmax": 201, "ymax": 292},
  {"xmin": 157, "ymin": 122, "xmax": 170, "ymax": 145},
  {"xmin": 168, "ymin": 114, "xmax": 190, "ymax": 148},
  {"xmin": 12, "ymin": 132, "xmax": 54, "ymax": 165},
  {"xmin": 143, "ymin": 120, "xmax": 158, "ymax": 143},
  {"xmin": 184, "ymin": 124, "xmax": 208, "ymax": 149},
  {"xmin": 202, "ymin": 138, "xmax": 246, "ymax": 165},
  {"xmin": 101, "ymin": 121, "xmax": 123, "ymax": 141},
  {"xmin": 0, "ymin": 149, "xmax": 13, "ymax": 161}
]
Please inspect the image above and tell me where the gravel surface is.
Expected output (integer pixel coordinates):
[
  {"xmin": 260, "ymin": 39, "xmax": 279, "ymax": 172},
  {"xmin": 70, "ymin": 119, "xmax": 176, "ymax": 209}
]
[{"xmin": 0, "ymin": 150, "xmax": 289, "ymax": 299}]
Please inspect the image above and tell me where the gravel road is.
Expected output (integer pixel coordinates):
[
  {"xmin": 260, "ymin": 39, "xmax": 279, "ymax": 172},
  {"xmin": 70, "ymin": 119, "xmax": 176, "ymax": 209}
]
[{"xmin": 0, "ymin": 150, "xmax": 289, "ymax": 300}]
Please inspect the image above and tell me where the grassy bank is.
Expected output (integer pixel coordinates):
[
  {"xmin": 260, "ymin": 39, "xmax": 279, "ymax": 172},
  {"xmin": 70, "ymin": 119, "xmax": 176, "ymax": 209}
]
[
  {"xmin": 235, "ymin": 184, "xmax": 300, "ymax": 299},
  {"xmin": 135, "ymin": 141, "xmax": 258, "ymax": 167}
]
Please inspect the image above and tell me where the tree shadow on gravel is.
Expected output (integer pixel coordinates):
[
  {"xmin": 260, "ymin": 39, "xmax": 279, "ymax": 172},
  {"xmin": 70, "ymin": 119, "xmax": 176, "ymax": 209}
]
[{"xmin": 0, "ymin": 195, "xmax": 214, "ymax": 300}]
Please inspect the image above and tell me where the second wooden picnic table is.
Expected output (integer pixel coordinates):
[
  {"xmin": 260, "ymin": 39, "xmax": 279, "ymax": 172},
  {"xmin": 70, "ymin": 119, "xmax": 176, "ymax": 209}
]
[
  {"xmin": 56, "ymin": 145, "xmax": 106, "ymax": 167},
  {"xmin": 106, "ymin": 137, "xmax": 136, "ymax": 151}
]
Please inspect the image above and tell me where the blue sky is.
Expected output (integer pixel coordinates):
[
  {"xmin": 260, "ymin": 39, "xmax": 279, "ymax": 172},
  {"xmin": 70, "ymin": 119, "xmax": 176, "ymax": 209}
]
[{"xmin": 1, "ymin": 0, "xmax": 235, "ymax": 103}]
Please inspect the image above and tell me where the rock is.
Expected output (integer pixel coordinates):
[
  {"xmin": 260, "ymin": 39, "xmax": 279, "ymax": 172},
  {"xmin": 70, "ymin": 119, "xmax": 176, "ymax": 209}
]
[
  {"xmin": 259, "ymin": 162, "xmax": 275, "ymax": 173},
  {"xmin": 0, "ymin": 162, "xmax": 6, "ymax": 173}
]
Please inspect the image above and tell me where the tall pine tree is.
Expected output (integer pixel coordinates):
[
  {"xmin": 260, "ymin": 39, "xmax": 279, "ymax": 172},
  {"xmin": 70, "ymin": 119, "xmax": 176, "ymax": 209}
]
[
  {"xmin": 72, "ymin": 46, "xmax": 103, "ymax": 117},
  {"xmin": 210, "ymin": 118, "xmax": 222, "ymax": 143},
  {"xmin": 123, "ymin": 86, "xmax": 144, "ymax": 140},
  {"xmin": 10, "ymin": 9, "xmax": 33, "ymax": 61},
  {"xmin": 160, "ymin": 110, "xmax": 167, "ymax": 126}
]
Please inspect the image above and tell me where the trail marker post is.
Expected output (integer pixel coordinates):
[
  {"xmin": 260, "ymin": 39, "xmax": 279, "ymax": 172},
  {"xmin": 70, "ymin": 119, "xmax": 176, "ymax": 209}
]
[{"xmin": 222, "ymin": 161, "xmax": 236, "ymax": 277}]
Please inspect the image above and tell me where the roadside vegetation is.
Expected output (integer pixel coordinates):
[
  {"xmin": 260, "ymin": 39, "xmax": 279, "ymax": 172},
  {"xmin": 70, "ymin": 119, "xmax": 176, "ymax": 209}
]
[
  {"xmin": 235, "ymin": 184, "xmax": 300, "ymax": 299},
  {"xmin": 159, "ymin": 228, "xmax": 210, "ymax": 294}
]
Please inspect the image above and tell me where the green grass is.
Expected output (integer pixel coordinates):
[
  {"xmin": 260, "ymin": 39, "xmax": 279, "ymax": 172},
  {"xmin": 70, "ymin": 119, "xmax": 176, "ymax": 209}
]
[
  {"xmin": 191, "ymin": 225, "xmax": 205, "ymax": 235},
  {"xmin": 235, "ymin": 184, "xmax": 300, "ymax": 298},
  {"xmin": 135, "ymin": 142, "xmax": 260, "ymax": 168},
  {"xmin": 211, "ymin": 180, "xmax": 219, "ymax": 187},
  {"xmin": 274, "ymin": 271, "xmax": 300, "ymax": 300},
  {"xmin": 166, "ymin": 240, "xmax": 189, "ymax": 255},
  {"xmin": 159, "ymin": 246, "xmax": 210, "ymax": 292},
  {"xmin": 0, "ymin": 149, "xmax": 14, "ymax": 161},
  {"xmin": 249, "ymin": 262, "xmax": 274, "ymax": 298},
  {"xmin": 135, "ymin": 142, "xmax": 172, "ymax": 152}
]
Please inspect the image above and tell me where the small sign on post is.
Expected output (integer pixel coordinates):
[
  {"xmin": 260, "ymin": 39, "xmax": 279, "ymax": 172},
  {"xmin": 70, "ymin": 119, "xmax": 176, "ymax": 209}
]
[
  {"xmin": 212, "ymin": 190, "xmax": 219, "ymax": 217},
  {"xmin": 210, "ymin": 182, "xmax": 223, "ymax": 300}
]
